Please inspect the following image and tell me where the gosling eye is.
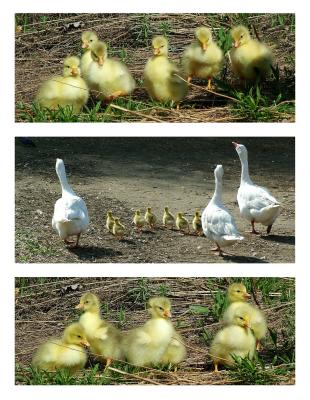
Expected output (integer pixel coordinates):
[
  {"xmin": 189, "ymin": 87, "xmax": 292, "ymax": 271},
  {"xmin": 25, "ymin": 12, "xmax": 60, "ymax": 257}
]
[
  {"xmin": 90, "ymin": 39, "xmax": 93, "ymax": 42},
  {"xmin": 158, "ymin": 306, "xmax": 164, "ymax": 311},
  {"xmin": 77, "ymin": 335, "xmax": 82, "ymax": 339},
  {"xmin": 236, "ymin": 290, "xmax": 240, "ymax": 293},
  {"xmin": 240, "ymin": 34, "xmax": 244, "ymax": 38}
]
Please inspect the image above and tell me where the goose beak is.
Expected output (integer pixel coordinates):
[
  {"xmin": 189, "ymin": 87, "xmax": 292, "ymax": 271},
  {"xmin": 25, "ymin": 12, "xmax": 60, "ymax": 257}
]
[
  {"xmin": 75, "ymin": 303, "xmax": 83, "ymax": 310},
  {"xmin": 82, "ymin": 42, "xmax": 88, "ymax": 49},
  {"xmin": 163, "ymin": 310, "xmax": 172, "ymax": 318},
  {"xmin": 232, "ymin": 142, "xmax": 239, "ymax": 148},
  {"xmin": 202, "ymin": 43, "xmax": 208, "ymax": 51},
  {"xmin": 243, "ymin": 292, "xmax": 251, "ymax": 300},
  {"xmin": 71, "ymin": 68, "xmax": 78, "ymax": 77},
  {"xmin": 81, "ymin": 340, "xmax": 90, "ymax": 347},
  {"xmin": 153, "ymin": 48, "xmax": 160, "ymax": 56},
  {"xmin": 234, "ymin": 41, "xmax": 240, "ymax": 48}
]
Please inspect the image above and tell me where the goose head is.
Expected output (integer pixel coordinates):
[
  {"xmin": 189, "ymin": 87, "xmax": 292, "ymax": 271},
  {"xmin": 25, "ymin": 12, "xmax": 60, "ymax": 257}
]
[
  {"xmin": 152, "ymin": 36, "xmax": 168, "ymax": 56},
  {"xmin": 81, "ymin": 31, "xmax": 98, "ymax": 50},
  {"xmin": 228, "ymin": 282, "xmax": 251, "ymax": 303},
  {"xmin": 195, "ymin": 26, "xmax": 212, "ymax": 51},
  {"xmin": 90, "ymin": 41, "xmax": 108, "ymax": 66},
  {"xmin": 214, "ymin": 164, "xmax": 224, "ymax": 180},
  {"xmin": 76, "ymin": 292, "xmax": 100, "ymax": 313},
  {"xmin": 63, "ymin": 323, "xmax": 90, "ymax": 347},
  {"xmin": 232, "ymin": 142, "xmax": 248, "ymax": 160},
  {"xmin": 231, "ymin": 25, "xmax": 251, "ymax": 48},
  {"xmin": 148, "ymin": 297, "xmax": 172, "ymax": 319},
  {"xmin": 63, "ymin": 56, "xmax": 81, "ymax": 77}
]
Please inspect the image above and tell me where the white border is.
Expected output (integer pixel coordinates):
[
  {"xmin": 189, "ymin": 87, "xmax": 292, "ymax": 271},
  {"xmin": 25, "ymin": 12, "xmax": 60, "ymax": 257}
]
[{"xmin": 0, "ymin": 0, "xmax": 306, "ymax": 399}]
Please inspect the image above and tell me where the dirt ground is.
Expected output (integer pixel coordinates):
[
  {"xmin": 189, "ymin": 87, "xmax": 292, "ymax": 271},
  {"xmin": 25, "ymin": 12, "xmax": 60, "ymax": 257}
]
[
  {"xmin": 15, "ymin": 13, "xmax": 295, "ymax": 122},
  {"xmin": 15, "ymin": 137, "xmax": 295, "ymax": 264},
  {"xmin": 15, "ymin": 277, "xmax": 295, "ymax": 385}
]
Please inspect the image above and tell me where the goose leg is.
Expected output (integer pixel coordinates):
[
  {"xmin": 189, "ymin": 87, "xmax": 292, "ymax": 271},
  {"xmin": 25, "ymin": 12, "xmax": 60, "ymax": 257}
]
[
  {"xmin": 74, "ymin": 233, "xmax": 81, "ymax": 247},
  {"xmin": 266, "ymin": 224, "xmax": 272, "ymax": 234},
  {"xmin": 187, "ymin": 76, "xmax": 192, "ymax": 83},
  {"xmin": 207, "ymin": 78, "xmax": 213, "ymax": 90},
  {"xmin": 211, "ymin": 244, "xmax": 223, "ymax": 256},
  {"xmin": 213, "ymin": 362, "xmax": 219, "ymax": 373},
  {"xmin": 250, "ymin": 220, "xmax": 260, "ymax": 234},
  {"xmin": 256, "ymin": 339, "xmax": 261, "ymax": 351},
  {"xmin": 104, "ymin": 357, "xmax": 112, "ymax": 370}
]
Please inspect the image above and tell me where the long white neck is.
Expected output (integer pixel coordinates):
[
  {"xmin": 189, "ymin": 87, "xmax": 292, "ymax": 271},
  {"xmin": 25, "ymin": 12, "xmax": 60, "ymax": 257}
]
[
  {"xmin": 239, "ymin": 151, "xmax": 253, "ymax": 184},
  {"xmin": 212, "ymin": 173, "xmax": 223, "ymax": 204},
  {"xmin": 56, "ymin": 161, "xmax": 76, "ymax": 196}
]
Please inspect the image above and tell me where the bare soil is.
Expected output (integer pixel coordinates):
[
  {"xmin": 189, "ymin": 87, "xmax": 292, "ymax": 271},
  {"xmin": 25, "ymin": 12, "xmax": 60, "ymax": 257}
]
[{"xmin": 15, "ymin": 137, "xmax": 295, "ymax": 263}]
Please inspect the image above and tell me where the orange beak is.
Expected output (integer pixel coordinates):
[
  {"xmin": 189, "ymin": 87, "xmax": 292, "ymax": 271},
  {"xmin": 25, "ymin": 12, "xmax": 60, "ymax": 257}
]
[
  {"xmin": 75, "ymin": 303, "xmax": 83, "ymax": 310},
  {"xmin": 82, "ymin": 42, "xmax": 88, "ymax": 49},
  {"xmin": 71, "ymin": 68, "xmax": 78, "ymax": 77},
  {"xmin": 243, "ymin": 292, "xmax": 251, "ymax": 300},
  {"xmin": 232, "ymin": 141, "xmax": 239, "ymax": 148},
  {"xmin": 98, "ymin": 58, "xmax": 104, "ymax": 66},
  {"xmin": 234, "ymin": 41, "xmax": 240, "ymax": 48},
  {"xmin": 81, "ymin": 339, "xmax": 90, "ymax": 347},
  {"xmin": 202, "ymin": 43, "xmax": 208, "ymax": 51},
  {"xmin": 153, "ymin": 48, "xmax": 160, "ymax": 56},
  {"xmin": 163, "ymin": 310, "xmax": 172, "ymax": 318}
]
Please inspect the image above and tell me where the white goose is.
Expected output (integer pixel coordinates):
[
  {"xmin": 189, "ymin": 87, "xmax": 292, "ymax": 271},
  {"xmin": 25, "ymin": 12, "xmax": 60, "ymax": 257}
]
[
  {"xmin": 52, "ymin": 159, "xmax": 89, "ymax": 247},
  {"xmin": 202, "ymin": 165, "xmax": 244, "ymax": 255},
  {"xmin": 232, "ymin": 142, "xmax": 281, "ymax": 234}
]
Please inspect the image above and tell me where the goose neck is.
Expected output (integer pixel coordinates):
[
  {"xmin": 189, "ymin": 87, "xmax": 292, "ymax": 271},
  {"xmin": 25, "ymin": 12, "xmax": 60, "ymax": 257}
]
[
  {"xmin": 212, "ymin": 176, "xmax": 223, "ymax": 203},
  {"xmin": 57, "ymin": 165, "xmax": 75, "ymax": 196},
  {"xmin": 239, "ymin": 154, "xmax": 252, "ymax": 184}
]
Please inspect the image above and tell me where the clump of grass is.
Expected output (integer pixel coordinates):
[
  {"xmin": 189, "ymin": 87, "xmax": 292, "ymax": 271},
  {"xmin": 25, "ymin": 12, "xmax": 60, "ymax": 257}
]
[
  {"xmin": 128, "ymin": 278, "xmax": 150, "ymax": 303},
  {"xmin": 16, "ymin": 230, "xmax": 57, "ymax": 262}
]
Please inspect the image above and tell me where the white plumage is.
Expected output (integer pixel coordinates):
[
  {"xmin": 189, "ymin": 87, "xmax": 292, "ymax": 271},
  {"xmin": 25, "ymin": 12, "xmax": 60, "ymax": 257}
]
[
  {"xmin": 202, "ymin": 165, "xmax": 243, "ymax": 255},
  {"xmin": 232, "ymin": 142, "xmax": 281, "ymax": 234},
  {"xmin": 52, "ymin": 158, "xmax": 89, "ymax": 247}
]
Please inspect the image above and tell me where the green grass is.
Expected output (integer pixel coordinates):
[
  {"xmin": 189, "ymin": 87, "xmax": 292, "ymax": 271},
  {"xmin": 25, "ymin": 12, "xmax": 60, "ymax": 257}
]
[{"xmin": 15, "ymin": 230, "xmax": 57, "ymax": 262}]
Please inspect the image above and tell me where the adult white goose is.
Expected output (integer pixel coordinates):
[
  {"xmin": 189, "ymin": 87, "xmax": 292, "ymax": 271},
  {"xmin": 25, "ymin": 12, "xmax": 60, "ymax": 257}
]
[
  {"xmin": 52, "ymin": 159, "xmax": 89, "ymax": 247},
  {"xmin": 202, "ymin": 165, "xmax": 244, "ymax": 255},
  {"xmin": 232, "ymin": 142, "xmax": 281, "ymax": 234}
]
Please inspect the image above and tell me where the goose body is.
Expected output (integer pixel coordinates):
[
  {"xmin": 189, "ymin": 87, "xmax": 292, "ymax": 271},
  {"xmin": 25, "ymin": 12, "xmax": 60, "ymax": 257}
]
[
  {"xmin": 229, "ymin": 25, "xmax": 272, "ymax": 81},
  {"xmin": 85, "ymin": 41, "xmax": 135, "ymax": 100},
  {"xmin": 233, "ymin": 142, "xmax": 281, "ymax": 234},
  {"xmin": 36, "ymin": 56, "xmax": 89, "ymax": 113},
  {"xmin": 222, "ymin": 283, "xmax": 267, "ymax": 349},
  {"xmin": 76, "ymin": 293, "xmax": 123, "ymax": 364},
  {"xmin": 32, "ymin": 323, "xmax": 89, "ymax": 372},
  {"xmin": 144, "ymin": 36, "xmax": 188, "ymax": 105},
  {"xmin": 202, "ymin": 165, "xmax": 243, "ymax": 254},
  {"xmin": 182, "ymin": 27, "xmax": 223, "ymax": 89},
  {"xmin": 52, "ymin": 159, "xmax": 89, "ymax": 247},
  {"xmin": 122, "ymin": 297, "xmax": 174, "ymax": 367}
]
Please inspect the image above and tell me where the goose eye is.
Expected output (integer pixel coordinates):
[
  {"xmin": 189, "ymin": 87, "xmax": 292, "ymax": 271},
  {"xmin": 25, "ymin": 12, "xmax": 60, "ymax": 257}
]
[
  {"xmin": 77, "ymin": 335, "xmax": 82, "ymax": 338},
  {"xmin": 158, "ymin": 306, "xmax": 164, "ymax": 311}
]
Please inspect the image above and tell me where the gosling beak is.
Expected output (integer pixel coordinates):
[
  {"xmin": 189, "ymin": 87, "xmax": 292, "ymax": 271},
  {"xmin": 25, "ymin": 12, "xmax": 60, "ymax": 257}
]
[
  {"xmin": 163, "ymin": 310, "xmax": 172, "ymax": 318},
  {"xmin": 153, "ymin": 48, "xmax": 160, "ymax": 56},
  {"xmin": 234, "ymin": 41, "xmax": 240, "ymax": 48},
  {"xmin": 202, "ymin": 43, "xmax": 208, "ymax": 51},
  {"xmin": 243, "ymin": 292, "xmax": 251, "ymax": 300},
  {"xmin": 98, "ymin": 58, "xmax": 104, "ymax": 66},
  {"xmin": 232, "ymin": 141, "xmax": 239, "ymax": 148},
  {"xmin": 75, "ymin": 303, "xmax": 83, "ymax": 310},
  {"xmin": 243, "ymin": 316, "xmax": 251, "ymax": 329},
  {"xmin": 71, "ymin": 68, "xmax": 78, "ymax": 77},
  {"xmin": 82, "ymin": 42, "xmax": 88, "ymax": 49},
  {"xmin": 81, "ymin": 340, "xmax": 90, "ymax": 347}
]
